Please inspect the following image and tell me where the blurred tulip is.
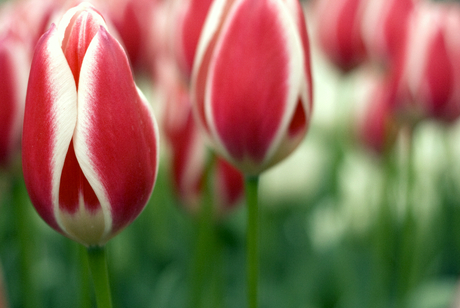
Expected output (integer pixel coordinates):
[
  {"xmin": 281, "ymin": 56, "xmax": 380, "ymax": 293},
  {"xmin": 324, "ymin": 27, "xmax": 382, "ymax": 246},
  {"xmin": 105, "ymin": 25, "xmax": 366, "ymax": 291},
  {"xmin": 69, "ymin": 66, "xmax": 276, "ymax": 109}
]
[
  {"xmin": 192, "ymin": 0, "xmax": 313, "ymax": 176},
  {"xmin": 160, "ymin": 60, "xmax": 243, "ymax": 216},
  {"xmin": 0, "ymin": 0, "xmax": 61, "ymax": 57},
  {"xmin": 22, "ymin": 2, "xmax": 159, "ymax": 246},
  {"xmin": 314, "ymin": 0, "xmax": 367, "ymax": 72},
  {"xmin": 172, "ymin": 0, "xmax": 213, "ymax": 79},
  {"xmin": 0, "ymin": 33, "xmax": 29, "ymax": 167},
  {"xmin": 396, "ymin": 2, "xmax": 460, "ymax": 124},
  {"xmin": 106, "ymin": 0, "xmax": 159, "ymax": 75},
  {"xmin": 358, "ymin": 75, "xmax": 400, "ymax": 155},
  {"xmin": 361, "ymin": 0, "xmax": 417, "ymax": 64}
]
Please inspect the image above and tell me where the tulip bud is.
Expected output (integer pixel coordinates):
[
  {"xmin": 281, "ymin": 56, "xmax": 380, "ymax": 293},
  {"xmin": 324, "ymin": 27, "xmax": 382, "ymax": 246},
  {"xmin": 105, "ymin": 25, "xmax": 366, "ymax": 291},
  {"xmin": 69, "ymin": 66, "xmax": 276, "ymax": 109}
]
[
  {"xmin": 361, "ymin": 0, "xmax": 417, "ymax": 65},
  {"xmin": 173, "ymin": 0, "xmax": 214, "ymax": 79},
  {"xmin": 358, "ymin": 75, "xmax": 400, "ymax": 155},
  {"xmin": 159, "ymin": 61, "xmax": 243, "ymax": 216},
  {"xmin": 191, "ymin": 0, "xmax": 313, "ymax": 176},
  {"xmin": 397, "ymin": 2, "xmax": 460, "ymax": 124},
  {"xmin": 22, "ymin": 3, "xmax": 159, "ymax": 246},
  {"xmin": 313, "ymin": 0, "xmax": 367, "ymax": 72},
  {"xmin": 0, "ymin": 33, "xmax": 29, "ymax": 168},
  {"xmin": 106, "ymin": 0, "xmax": 159, "ymax": 75}
]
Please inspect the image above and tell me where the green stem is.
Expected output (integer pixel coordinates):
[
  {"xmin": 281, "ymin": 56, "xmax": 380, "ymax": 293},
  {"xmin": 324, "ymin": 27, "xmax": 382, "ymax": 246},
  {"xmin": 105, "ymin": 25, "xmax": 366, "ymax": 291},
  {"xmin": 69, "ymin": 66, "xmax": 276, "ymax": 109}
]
[
  {"xmin": 12, "ymin": 175, "xmax": 40, "ymax": 308},
  {"xmin": 189, "ymin": 152, "xmax": 216, "ymax": 308},
  {"xmin": 397, "ymin": 127, "xmax": 417, "ymax": 307},
  {"xmin": 87, "ymin": 246, "xmax": 113, "ymax": 308},
  {"xmin": 79, "ymin": 244, "xmax": 91, "ymax": 308},
  {"xmin": 245, "ymin": 176, "xmax": 259, "ymax": 308}
]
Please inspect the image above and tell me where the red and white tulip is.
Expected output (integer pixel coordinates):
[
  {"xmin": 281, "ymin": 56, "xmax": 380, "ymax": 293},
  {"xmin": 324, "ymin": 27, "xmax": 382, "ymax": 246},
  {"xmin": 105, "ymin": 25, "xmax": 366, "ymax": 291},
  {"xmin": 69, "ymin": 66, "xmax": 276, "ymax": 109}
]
[
  {"xmin": 172, "ymin": 0, "xmax": 214, "ymax": 79},
  {"xmin": 191, "ymin": 0, "xmax": 313, "ymax": 176},
  {"xmin": 159, "ymin": 60, "xmax": 243, "ymax": 216},
  {"xmin": 396, "ymin": 2, "xmax": 460, "ymax": 124},
  {"xmin": 0, "ymin": 32, "xmax": 29, "ymax": 167},
  {"xmin": 358, "ymin": 75, "xmax": 400, "ymax": 155},
  {"xmin": 313, "ymin": 0, "xmax": 367, "ymax": 72},
  {"xmin": 361, "ymin": 0, "xmax": 417, "ymax": 64},
  {"xmin": 22, "ymin": 2, "xmax": 159, "ymax": 246}
]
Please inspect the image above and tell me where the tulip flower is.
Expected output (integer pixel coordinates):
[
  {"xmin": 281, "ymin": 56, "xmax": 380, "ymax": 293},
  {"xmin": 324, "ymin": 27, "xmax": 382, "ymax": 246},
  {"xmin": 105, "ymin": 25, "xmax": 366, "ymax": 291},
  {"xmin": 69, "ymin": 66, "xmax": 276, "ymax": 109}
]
[
  {"xmin": 191, "ymin": 1, "xmax": 312, "ymax": 307},
  {"xmin": 22, "ymin": 2, "xmax": 159, "ymax": 247},
  {"xmin": 191, "ymin": 0, "xmax": 313, "ymax": 176},
  {"xmin": 106, "ymin": 0, "xmax": 159, "ymax": 75},
  {"xmin": 158, "ymin": 58, "xmax": 243, "ymax": 216},
  {"xmin": 361, "ymin": 0, "xmax": 417, "ymax": 65},
  {"xmin": 396, "ymin": 2, "xmax": 460, "ymax": 124},
  {"xmin": 172, "ymin": 0, "xmax": 214, "ymax": 79},
  {"xmin": 0, "ymin": 32, "xmax": 29, "ymax": 167},
  {"xmin": 313, "ymin": 0, "xmax": 367, "ymax": 72},
  {"xmin": 358, "ymin": 75, "xmax": 400, "ymax": 155}
]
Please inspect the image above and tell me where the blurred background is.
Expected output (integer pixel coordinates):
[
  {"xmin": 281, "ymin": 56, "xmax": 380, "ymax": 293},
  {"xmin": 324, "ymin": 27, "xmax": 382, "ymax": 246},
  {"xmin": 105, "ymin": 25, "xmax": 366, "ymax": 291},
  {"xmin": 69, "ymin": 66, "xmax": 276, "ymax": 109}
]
[{"xmin": 2, "ymin": 0, "xmax": 460, "ymax": 307}]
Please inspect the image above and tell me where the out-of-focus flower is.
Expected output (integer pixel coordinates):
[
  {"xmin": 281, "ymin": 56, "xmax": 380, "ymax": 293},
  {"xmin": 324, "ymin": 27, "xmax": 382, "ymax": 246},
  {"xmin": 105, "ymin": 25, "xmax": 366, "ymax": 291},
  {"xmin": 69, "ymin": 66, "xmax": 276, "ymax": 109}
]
[
  {"xmin": 361, "ymin": 0, "xmax": 417, "ymax": 65},
  {"xmin": 313, "ymin": 0, "xmax": 367, "ymax": 72},
  {"xmin": 160, "ymin": 61, "xmax": 243, "ymax": 216},
  {"xmin": 396, "ymin": 2, "xmax": 460, "ymax": 124},
  {"xmin": 0, "ymin": 32, "xmax": 29, "ymax": 167},
  {"xmin": 172, "ymin": 0, "xmax": 213, "ymax": 79},
  {"xmin": 0, "ymin": 0, "xmax": 61, "ymax": 57},
  {"xmin": 192, "ymin": 0, "xmax": 313, "ymax": 176},
  {"xmin": 357, "ymin": 75, "xmax": 400, "ymax": 155},
  {"xmin": 106, "ymin": 0, "xmax": 159, "ymax": 75},
  {"xmin": 22, "ymin": 3, "xmax": 159, "ymax": 246}
]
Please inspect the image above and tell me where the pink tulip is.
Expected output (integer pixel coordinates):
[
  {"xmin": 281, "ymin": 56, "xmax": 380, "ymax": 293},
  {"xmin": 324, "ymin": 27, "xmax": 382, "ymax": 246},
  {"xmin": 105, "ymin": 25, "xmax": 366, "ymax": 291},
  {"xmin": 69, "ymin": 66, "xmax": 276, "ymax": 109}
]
[
  {"xmin": 173, "ymin": 0, "xmax": 214, "ymax": 79},
  {"xmin": 22, "ymin": 2, "xmax": 159, "ymax": 246},
  {"xmin": 191, "ymin": 0, "xmax": 313, "ymax": 176},
  {"xmin": 160, "ymin": 61, "xmax": 243, "ymax": 216},
  {"xmin": 314, "ymin": 0, "xmax": 367, "ymax": 72},
  {"xmin": 0, "ymin": 32, "xmax": 29, "ymax": 167},
  {"xmin": 358, "ymin": 75, "xmax": 400, "ymax": 155},
  {"xmin": 396, "ymin": 2, "xmax": 460, "ymax": 124},
  {"xmin": 361, "ymin": 0, "xmax": 417, "ymax": 64},
  {"xmin": 106, "ymin": 0, "xmax": 159, "ymax": 75}
]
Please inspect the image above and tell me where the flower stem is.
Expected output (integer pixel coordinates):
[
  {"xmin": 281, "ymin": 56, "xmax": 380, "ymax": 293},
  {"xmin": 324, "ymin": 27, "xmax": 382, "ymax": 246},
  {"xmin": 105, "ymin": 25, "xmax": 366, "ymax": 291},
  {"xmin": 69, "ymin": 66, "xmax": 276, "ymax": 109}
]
[
  {"xmin": 87, "ymin": 246, "xmax": 113, "ymax": 308},
  {"xmin": 189, "ymin": 151, "xmax": 216, "ymax": 308},
  {"xmin": 12, "ymin": 175, "xmax": 40, "ymax": 308},
  {"xmin": 245, "ymin": 176, "xmax": 259, "ymax": 308},
  {"xmin": 79, "ymin": 244, "xmax": 91, "ymax": 308}
]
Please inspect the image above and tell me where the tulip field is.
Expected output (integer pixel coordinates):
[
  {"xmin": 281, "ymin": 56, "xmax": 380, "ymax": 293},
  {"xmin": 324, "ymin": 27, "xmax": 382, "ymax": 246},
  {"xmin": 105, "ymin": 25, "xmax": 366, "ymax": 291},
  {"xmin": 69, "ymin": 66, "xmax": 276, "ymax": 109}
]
[{"xmin": 2, "ymin": 0, "xmax": 460, "ymax": 307}]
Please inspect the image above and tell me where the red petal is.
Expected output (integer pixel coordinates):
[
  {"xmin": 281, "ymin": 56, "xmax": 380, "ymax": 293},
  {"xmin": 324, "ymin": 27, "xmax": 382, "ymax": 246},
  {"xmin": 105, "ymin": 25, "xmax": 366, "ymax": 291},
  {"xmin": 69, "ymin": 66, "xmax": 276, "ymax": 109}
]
[
  {"xmin": 0, "ymin": 38, "xmax": 23, "ymax": 166},
  {"xmin": 62, "ymin": 9, "xmax": 103, "ymax": 88},
  {"xmin": 192, "ymin": 0, "xmax": 236, "ymax": 137},
  {"xmin": 22, "ymin": 24, "xmax": 78, "ymax": 233},
  {"xmin": 208, "ymin": 0, "xmax": 296, "ymax": 163},
  {"xmin": 76, "ymin": 27, "xmax": 159, "ymax": 234}
]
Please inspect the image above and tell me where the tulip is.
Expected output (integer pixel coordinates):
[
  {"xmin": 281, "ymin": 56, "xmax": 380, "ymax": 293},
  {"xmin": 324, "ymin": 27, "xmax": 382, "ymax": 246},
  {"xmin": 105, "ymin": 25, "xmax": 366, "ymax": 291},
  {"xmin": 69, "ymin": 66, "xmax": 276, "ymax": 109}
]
[
  {"xmin": 358, "ymin": 75, "xmax": 400, "ymax": 155},
  {"xmin": 313, "ymin": 0, "xmax": 367, "ymax": 72},
  {"xmin": 396, "ymin": 2, "xmax": 460, "ymax": 124},
  {"xmin": 191, "ymin": 0, "xmax": 313, "ymax": 176},
  {"xmin": 361, "ymin": 0, "xmax": 417, "ymax": 65},
  {"xmin": 106, "ymin": 0, "xmax": 159, "ymax": 75},
  {"xmin": 22, "ymin": 2, "xmax": 159, "ymax": 247},
  {"xmin": 172, "ymin": 0, "xmax": 214, "ymax": 79},
  {"xmin": 0, "ymin": 32, "xmax": 29, "ymax": 167},
  {"xmin": 159, "ymin": 59, "xmax": 243, "ymax": 216}
]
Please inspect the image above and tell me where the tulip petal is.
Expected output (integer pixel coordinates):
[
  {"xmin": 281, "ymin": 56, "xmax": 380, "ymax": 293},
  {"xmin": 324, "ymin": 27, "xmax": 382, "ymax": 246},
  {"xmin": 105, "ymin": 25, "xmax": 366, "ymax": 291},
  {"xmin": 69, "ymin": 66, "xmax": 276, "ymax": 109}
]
[
  {"xmin": 22, "ymin": 24, "xmax": 78, "ymax": 234},
  {"xmin": 204, "ymin": 0, "xmax": 302, "ymax": 173},
  {"xmin": 76, "ymin": 27, "xmax": 159, "ymax": 241},
  {"xmin": 62, "ymin": 9, "xmax": 105, "ymax": 88},
  {"xmin": 0, "ymin": 37, "xmax": 28, "ymax": 166},
  {"xmin": 0, "ymin": 43, "xmax": 17, "ymax": 165}
]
